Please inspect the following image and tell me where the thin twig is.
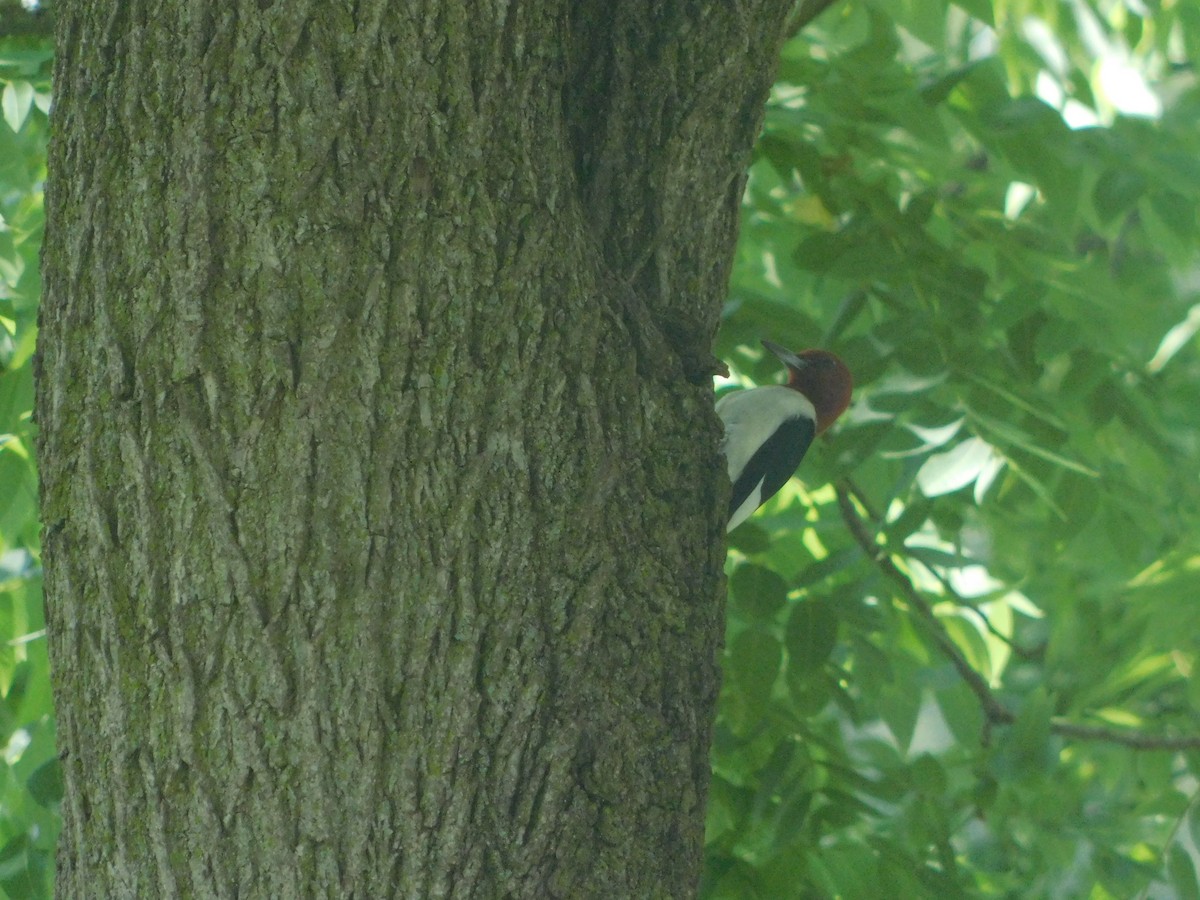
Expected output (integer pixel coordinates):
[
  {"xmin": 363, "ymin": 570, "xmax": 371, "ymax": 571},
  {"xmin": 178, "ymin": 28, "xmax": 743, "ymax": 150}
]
[
  {"xmin": 1134, "ymin": 786, "xmax": 1200, "ymax": 900},
  {"xmin": 921, "ymin": 562, "xmax": 1043, "ymax": 662},
  {"xmin": 1048, "ymin": 719, "xmax": 1200, "ymax": 752},
  {"xmin": 834, "ymin": 481, "xmax": 1013, "ymax": 726},
  {"xmin": 834, "ymin": 479, "xmax": 1200, "ymax": 752}
]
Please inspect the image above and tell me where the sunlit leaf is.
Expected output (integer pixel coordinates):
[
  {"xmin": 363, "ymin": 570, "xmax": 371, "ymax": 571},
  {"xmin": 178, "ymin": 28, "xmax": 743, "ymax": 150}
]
[
  {"xmin": 1, "ymin": 81, "xmax": 34, "ymax": 133},
  {"xmin": 916, "ymin": 437, "xmax": 1002, "ymax": 498}
]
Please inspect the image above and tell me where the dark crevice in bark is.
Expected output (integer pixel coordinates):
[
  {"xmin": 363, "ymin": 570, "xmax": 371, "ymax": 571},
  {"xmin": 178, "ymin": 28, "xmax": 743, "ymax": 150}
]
[{"xmin": 563, "ymin": 1, "xmax": 796, "ymax": 382}]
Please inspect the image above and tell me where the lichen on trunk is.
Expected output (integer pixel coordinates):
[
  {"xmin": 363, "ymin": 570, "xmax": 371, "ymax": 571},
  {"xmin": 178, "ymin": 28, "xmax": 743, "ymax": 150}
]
[{"xmin": 38, "ymin": 1, "xmax": 793, "ymax": 895}]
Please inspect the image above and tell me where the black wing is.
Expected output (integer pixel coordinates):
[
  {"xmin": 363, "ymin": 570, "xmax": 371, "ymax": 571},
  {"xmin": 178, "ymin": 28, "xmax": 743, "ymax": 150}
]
[{"xmin": 728, "ymin": 416, "xmax": 816, "ymax": 522}]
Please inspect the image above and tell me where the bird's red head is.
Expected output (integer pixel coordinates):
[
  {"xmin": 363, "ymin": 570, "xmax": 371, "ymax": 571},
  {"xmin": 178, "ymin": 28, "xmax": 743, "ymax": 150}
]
[{"xmin": 762, "ymin": 340, "xmax": 853, "ymax": 434}]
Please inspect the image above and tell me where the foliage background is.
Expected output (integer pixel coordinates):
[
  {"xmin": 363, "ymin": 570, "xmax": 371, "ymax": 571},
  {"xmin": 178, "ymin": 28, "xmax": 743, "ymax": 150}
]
[
  {"xmin": 710, "ymin": 2, "xmax": 1200, "ymax": 898},
  {"xmin": 0, "ymin": 34, "xmax": 54, "ymax": 900},
  {"xmin": 2, "ymin": 1, "xmax": 1199, "ymax": 897}
]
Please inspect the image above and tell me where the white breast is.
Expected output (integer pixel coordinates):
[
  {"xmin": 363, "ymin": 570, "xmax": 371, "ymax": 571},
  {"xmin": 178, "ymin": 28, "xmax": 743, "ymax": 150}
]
[{"xmin": 716, "ymin": 385, "xmax": 815, "ymax": 482}]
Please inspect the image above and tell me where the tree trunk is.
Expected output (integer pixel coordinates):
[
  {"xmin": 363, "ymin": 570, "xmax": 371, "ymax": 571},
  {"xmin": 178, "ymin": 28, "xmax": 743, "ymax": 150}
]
[{"xmin": 37, "ymin": 2, "xmax": 791, "ymax": 895}]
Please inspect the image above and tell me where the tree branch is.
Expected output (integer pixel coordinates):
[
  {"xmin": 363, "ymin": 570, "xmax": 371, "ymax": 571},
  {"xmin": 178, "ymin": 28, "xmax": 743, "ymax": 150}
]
[
  {"xmin": 1048, "ymin": 719, "xmax": 1200, "ymax": 752},
  {"xmin": 840, "ymin": 480, "xmax": 1044, "ymax": 661},
  {"xmin": 834, "ymin": 479, "xmax": 1200, "ymax": 752},
  {"xmin": 834, "ymin": 482, "xmax": 1014, "ymax": 726},
  {"xmin": 786, "ymin": 0, "xmax": 842, "ymax": 39}
]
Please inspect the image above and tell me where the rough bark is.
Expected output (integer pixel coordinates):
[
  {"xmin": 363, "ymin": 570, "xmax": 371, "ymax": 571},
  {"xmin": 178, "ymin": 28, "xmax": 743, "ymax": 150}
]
[{"xmin": 38, "ymin": 1, "xmax": 792, "ymax": 896}]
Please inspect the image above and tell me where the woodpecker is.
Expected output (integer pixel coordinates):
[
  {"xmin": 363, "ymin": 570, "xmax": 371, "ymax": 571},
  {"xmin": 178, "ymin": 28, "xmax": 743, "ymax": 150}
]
[{"xmin": 718, "ymin": 340, "xmax": 853, "ymax": 531}]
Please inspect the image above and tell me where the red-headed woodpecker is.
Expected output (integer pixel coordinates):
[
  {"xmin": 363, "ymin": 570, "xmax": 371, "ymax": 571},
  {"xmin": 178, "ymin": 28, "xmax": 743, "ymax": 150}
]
[{"xmin": 718, "ymin": 340, "xmax": 853, "ymax": 531}]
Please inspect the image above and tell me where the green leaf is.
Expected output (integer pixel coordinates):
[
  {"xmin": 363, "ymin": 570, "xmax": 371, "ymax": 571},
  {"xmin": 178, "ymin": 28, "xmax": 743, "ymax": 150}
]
[
  {"xmin": 1149, "ymin": 190, "xmax": 1196, "ymax": 240},
  {"xmin": 878, "ymin": 680, "xmax": 921, "ymax": 751},
  {"xmin": 728, "ymin": 628, "xmax": 782, "ymax": 711},
  {"xmin": 950, "ymin": 0, "xmax": 993, "ymax": 26},
  {"xmin": 785, "ymin": 598, "xmax": 838, "ymax": 679},
  {"xmin": 992, "ymin": 687, "xmax": 1054, "ymax": 778},
  {"xmin": 1092, "ymin": 168, "xmax": 1146, "ymax": 224},
  {"xmin": 25, "ymin": 759, "xmax": 62, "ymax": 808},
  {"xmin": 1169, "ymin": 849, "xmax": 1200, "ymax": 900},
  {"xmin": 1, "ymin": 81, "xmax": 34, "ymax": 133},
  {"xmin": 729, "ymin": 564, "xmax": 789, "ymax": 622}
]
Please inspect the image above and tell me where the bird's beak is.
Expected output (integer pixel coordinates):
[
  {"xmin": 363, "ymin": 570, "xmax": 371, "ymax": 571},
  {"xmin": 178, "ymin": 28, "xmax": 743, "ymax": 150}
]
[{"xmin": 762, "ymin": 339, "xmax": 805, "ymax": 369}]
